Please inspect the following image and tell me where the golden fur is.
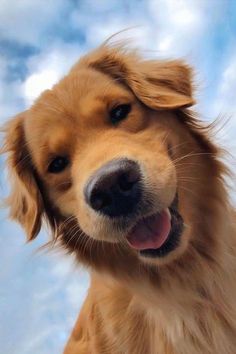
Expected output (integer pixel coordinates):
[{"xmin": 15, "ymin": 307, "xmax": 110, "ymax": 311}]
[{"xmin": 2, "ymin": 42, "xmax": 236, "ymax": 354}]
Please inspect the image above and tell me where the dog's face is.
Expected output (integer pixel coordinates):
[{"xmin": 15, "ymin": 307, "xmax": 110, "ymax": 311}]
[{"xmin": 3, "ymin": 45, "xmax": 219, "ymax": 273}]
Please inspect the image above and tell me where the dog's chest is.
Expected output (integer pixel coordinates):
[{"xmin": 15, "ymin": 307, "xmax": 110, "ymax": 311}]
[
  {"xmin": 147, "ymin": 305, "xmax": 236, "ymax": 354},
  {"xmin": 88, "ymin": 276, "xmax": 236, "ymax": 354},
  {"xmin": 148, "ymin": 310, "xmax": 189, "ymax": 354}
]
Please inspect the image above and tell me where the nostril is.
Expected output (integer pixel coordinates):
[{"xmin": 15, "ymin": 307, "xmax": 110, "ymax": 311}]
[
  {"xmin": 90, "ymin": 191, "xmax": 112, "ymax": 211},
  {"xmin": 118, "ymin": 168, "xmax": 140, "ymax": 192},
  {"xmin": 118, "ymin": 173, "xmax": 135, "ymax": 192}
]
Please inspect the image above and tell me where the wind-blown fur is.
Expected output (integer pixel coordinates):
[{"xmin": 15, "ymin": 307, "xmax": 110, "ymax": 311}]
[{"xmin": 1, "ymin": 42, "xmax": 236, "ymax": 354}]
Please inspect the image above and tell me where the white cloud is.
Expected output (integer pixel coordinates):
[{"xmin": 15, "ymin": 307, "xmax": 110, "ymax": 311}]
[
  {"xmin": 150, "ymin": 0, "xmax": 202, "ymax": 28},
  {"xmin": 158, "ymin": 35, "xmax": 173, "ymax": 52},
  {"xmin": 22, "ymin": 43, "xmax": 83, "ymax": 105},
  {"xmin": 220, "ymin": 55, "xmax": 236, "ymax": 101},
  {"xmin": 0, "ymin": 80, "xmax": 23, "ymax": 122},
  {"xmin": 210, "ymin": 53, "xmax": 236, "ymax": 119},
  {"xmin": 147, "ymin": 0, "xmax": 208, "ymax": 56},
  {"xmin": 195, "ymin": 51, "xmax": 236, "ymax": 188},
  {"xmin": 210, "ymin": 53, "xmax": 236, "ymax": 155},
  {"xmin": 70, "ymin": 8, "xmax": 153, "ymax": 50},
  {"xmin": 0, "ymin": 56, "xmax": 22, "ymax": 122},
  {"xmin": 24, "ymin": 70, "xmax": 59, "ymax": 104},
  {"xmin": 0, "ymin": 0, "xmax": 67, "ymax": 45},
  {"xmin": 0, "ymin": 56, "xmax": 7, "ymax": 78},
  {"xmin": 0, "ymin": 221, "xmax": 89, "ymax": 354}
]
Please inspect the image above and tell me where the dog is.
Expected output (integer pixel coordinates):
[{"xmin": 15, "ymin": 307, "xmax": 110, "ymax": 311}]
[{"xmin": 2, "ymin": 41, "xmax": 236, "ymax": 354}]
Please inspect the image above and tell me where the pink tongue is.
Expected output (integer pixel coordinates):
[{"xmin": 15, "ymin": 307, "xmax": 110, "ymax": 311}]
[{"xmin": 126, "ymin": 209, "xmax": 171, "ymax": 250}]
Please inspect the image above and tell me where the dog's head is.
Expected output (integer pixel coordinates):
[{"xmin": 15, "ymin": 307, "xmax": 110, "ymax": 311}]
[{"xmin": 2, "ymin": 44, "xmax": 225, "ymax": 278}]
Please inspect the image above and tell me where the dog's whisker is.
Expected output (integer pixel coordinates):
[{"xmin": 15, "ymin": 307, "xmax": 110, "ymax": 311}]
[
  {"xmin": 66, "ymin": 224, "xmax": 83, "ymax": 245},
  {"xmin": 160, "ymin": 131, "xmax": 171, "ymax": 147},
  {"xmin": 178, "ymin": 186, "xmax": 199, "ymax": 198},
  {"xmin": 59, "ymin": 215, "xmax": 76, "ymax": 230},
  {"xmin": 169, "ymin": 140, "xmax": 190, "ymax": 151}
]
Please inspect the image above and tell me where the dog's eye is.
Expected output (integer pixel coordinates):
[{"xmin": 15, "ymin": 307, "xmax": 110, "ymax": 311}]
[
  {"xmin": 48, "ymin": 156, "xmax": 69, "ymax": 173},
  {"xmin": 110, "ymin": 104, "xmax": 131, "ymax": 125}
]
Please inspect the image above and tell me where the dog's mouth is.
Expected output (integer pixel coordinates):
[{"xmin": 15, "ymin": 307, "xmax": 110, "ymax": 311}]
[{"xmin": 126, "ymin": 197, "xmax": 184, "ymax": 258}]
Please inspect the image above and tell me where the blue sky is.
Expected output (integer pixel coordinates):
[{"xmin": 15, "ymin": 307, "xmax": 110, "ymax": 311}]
[{"xmin": 0, "ymin": 1, "xmax": 236, "ymax": 353}]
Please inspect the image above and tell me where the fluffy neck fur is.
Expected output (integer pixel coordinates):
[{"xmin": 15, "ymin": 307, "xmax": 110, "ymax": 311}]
[{"xmin": 88, "ymin": 205, "xmax": 236, "ymax": 354}]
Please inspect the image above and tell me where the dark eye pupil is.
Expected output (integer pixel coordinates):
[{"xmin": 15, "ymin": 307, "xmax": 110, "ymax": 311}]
[
  {"xmin": 48, "ymin": 156, "xmax": 69, "ymax": 173},
  {"xmin": 110, "ymin": 104, "xmax": 131, "ymax": 124}
]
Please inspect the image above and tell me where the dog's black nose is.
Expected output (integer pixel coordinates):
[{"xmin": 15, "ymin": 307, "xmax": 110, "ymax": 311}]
[{"xmin": 84, "ymin": 159, "xmax": 142, "ymax": 217}]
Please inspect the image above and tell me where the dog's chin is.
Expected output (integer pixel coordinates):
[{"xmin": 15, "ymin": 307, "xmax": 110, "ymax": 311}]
[
  {"xmin": 124, "ymin": 196, "xmax": 184, "ymax": 262},
  {"xmin": 70, "ymin": 195, "xmax": 184, "ymax": 266}
]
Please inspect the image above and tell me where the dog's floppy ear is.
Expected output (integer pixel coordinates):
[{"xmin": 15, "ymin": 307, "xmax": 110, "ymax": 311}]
[
  {"xmin": 129, "ymin": 59, "xmax": 195, "ymax": 109},
  {"xmin": 76, "ymin": 45, "xmax": 194, "ymax": 110},
  {"xmin": 2, "ymin": 112, "xmax": 44, "ymax": 241}
]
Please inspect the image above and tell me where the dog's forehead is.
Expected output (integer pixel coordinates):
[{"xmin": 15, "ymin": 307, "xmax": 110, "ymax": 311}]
[
  {"xmin": 29, "ymin": 68, "xmax": 132, "ymax": 124},
  {"xmin": 24, "ymin": 67, "xmax": 134, "ymax": 150},
  {"xmin": 62, "ymin": 68, "xmax": 116, "ymax": 97}
]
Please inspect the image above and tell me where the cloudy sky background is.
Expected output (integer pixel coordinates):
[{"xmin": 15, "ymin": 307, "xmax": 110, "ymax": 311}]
[{"xmin": 0, "ymin": 1, "xmax": 236, "ymax": 353}]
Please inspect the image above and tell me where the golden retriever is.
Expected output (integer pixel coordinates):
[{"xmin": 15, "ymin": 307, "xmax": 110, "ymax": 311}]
[{"xmin": 2, "ymin": 41, "xmax": 236, "ymax": 354}]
